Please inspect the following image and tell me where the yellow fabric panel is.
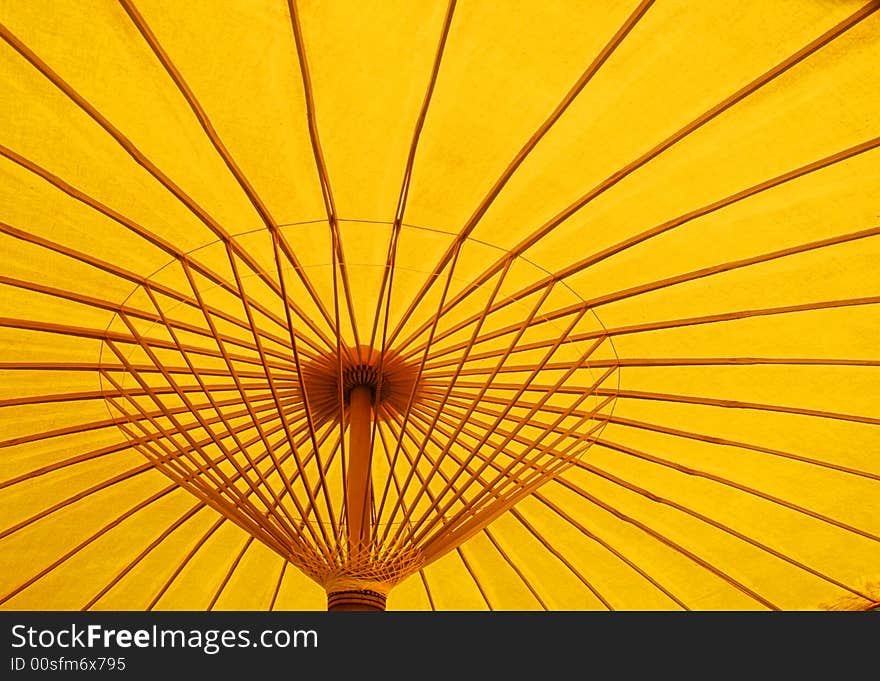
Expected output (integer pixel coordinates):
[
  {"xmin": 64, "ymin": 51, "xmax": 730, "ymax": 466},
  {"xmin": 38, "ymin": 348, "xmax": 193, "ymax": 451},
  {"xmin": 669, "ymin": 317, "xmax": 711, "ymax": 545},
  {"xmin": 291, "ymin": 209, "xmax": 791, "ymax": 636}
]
[
  {"xmin": 132, "ymin": 0, "xmax": 327, "ymax": 224},
  {"xmin": 386, "ymin": 570, "xmax": 433, "ymax": 611},
  {"xmin": 470, "ymin": 1, "xmax": 874, "ymax": 256},
  {"xmin": 0, "ymin": 0, "xmax": 265, "ymax": 235},
  {"xmin": 269, "ymin": 562, "xmax": 326, "ymax": 612},
  {"xmin": 405, "ymin": 0, "xmax": 644, "ymax": 231},
  {"xmin": 420, "ymin": 546, "xmax": 490, "ymax": 610},
  {"xmin": 90, "ymin": 506, "xmax": 226, "ymax": 611},
  {"xmin": 0, "ymin": 1, "xmax": 878, "ymax": 611},
  {"xmin": 564, "ymin": 443, "xmax": 880, "ymax": 609},
  {"xmin": 0, "ymin": 470, "xmax": 181, "ymax": 609},
  {"xmin": 150, "ymin": 519, "xmax": 251, "ymax": 610},
  {"xmin": 297, "ymin": 0, "xmax": 448, "ymax": 221}
]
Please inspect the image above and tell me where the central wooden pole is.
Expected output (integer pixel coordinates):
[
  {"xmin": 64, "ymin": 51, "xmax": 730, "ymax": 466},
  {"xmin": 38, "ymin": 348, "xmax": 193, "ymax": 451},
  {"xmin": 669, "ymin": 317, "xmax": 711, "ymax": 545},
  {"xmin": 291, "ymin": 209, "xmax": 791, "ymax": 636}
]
[
  {"xmin": 327, "ymin": 384, "xmax": 385, "ymax": 611},
  {"xmin": 346, "ymin": 385, "xmax": 373, "ymax": 557}
]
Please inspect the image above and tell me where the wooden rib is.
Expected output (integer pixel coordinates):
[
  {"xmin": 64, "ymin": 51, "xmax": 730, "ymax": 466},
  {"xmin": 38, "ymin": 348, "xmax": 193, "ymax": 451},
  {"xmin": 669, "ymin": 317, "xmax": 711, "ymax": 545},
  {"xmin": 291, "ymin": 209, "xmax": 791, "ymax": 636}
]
[
  {"xmin": 416, "ymin": 179, "xmax": 880, "ymax": 363},
  {"xmin": 0, "ymin": 485, "xmax": 180, "ymax": 606},
  {"xmin": 82, "ymin": 502, "xmax": 206, "ymax": 611},
  {"xmin": 7, "ymin": 401, "xmax": 272, "ymax": 496},
  {"xmin": 1, "ymin": 442, "xmax": 137, "ymax": 488},
  {"xmin": 103, "ymin": 374, "xmax": 334, "ymax": 556},
  {"xmin": 510, "ymin": 508, "xmax": 612, "ymax": 610},
  {"xmin": 377, "ymin": 404, "xmax": 470, "ymax": 514},
  {"xmin": 603, "ymin": 413, "xmax": 880, "ymax": 483},
  {"xmin": 393, "ymin": 3, "xmax": 880, "ymax": 352},
  {"xmin": 415, "ymin": 218, "xmax": 880, "ymax": 361},
  {"xmin": 0, "ymin": 270, "xmax": 302, "ymax": 366},
  {"xmin": 0, "ymin": 382, "xmax": 294, "ymax": 410},
  {"xmin": 400, "ymin": 398, "xmax": 608, "ymax": 545},
  {"xmin": 592, "ymin": 437, "xmax": 880, "ymax": 545},
  {"xmin": 147, "ymin": 515, "xmax": 226, "ymax": 610},
  {"xmin": 100, "ymin": 351, "xmax": 304, "ymax": 551},
  {"xmin": 375, "ymin": 400, "xmax": 521, "ymax": 565},
  {"xmin": 413, "ymin": 413, "xmax": 616, "ymax": 563},
  {"xmin": 386, "ymin": 403, "xmax": 506, "ymax": 507},
  {"xmin": 139, "ymin": 285, "xmax": 301, "ymax": 532},
  {"xmin": 207, "ymin": 536, "xmax": 255, "ymax": 611},
  {"xmin": 177, "ymin": 257, "xmax": 305, "ymax": 496},
  {"xmin": 398, "ymin": 378, "xmax": 591, "ymax": 560},
  {"xmin": 373, "ymin": 247, "xmax": 464, "ymax": 540},
  {"xmin": 0, "ymin": 169, "xmax": 329, "ymax": 358},
  {"xmin": 373, "ymin": 405, "xmax": 462, "ymax": 565},
  {"xmin": 0, "ymin": 393, "xmax": 293, "ymax": 488},
  {"xmin": 534, "ymin": 357, "xmax": 880, "ymax": 369},
  {"xmin": 369, "ymin": 0, "xmax": 457, "ymax": 351},
  {"xmin": 330, "ymin": 231, "xmax": 349, "ymax": 536},
  {"xmin": 384, "ymin": 259, "xmax": 515, "ymax": 527},
  {"xmin": 385, "ymin": 0, "xmax": 655, "ymax": 349},
  {"xmin": 607, "ymin": 296, "xmax": 880, "ymax": 337},
  {"xmin": 516, "ymin": 221, "xmax": 880, "ymax": 329},
  {"xmin": 118, "ymin": 0, "xmax": 336, "ymax": 335},
  {"xmin": 176, "ymin": 257, "xmax": 326, "ymax": 543},
  {"xmin": 286, "ymin": 0, "xmax": 360, "ymax": 351},
  {"xmin": 381, "ymin": 280, "xmax": 563, "ymax": 546},
  {"xmin": 225, "ymin": 244, "xmax": 337, "ymax": 548},
  {"xmin": 377, "ymin": 407, "xmax": 528, "ymax": 563},
  {"xmin": 0, "ymin": 220, "xmax": 324, "ymax": 356},
  {"xmin": 297, "ymin": 430, "xmax": 344, "ymax": 543},
  {"xmin": 103, "ymin": 405, "xmax": 295, "ymax": 559},
  {"xmin": 268, "ymin": 560, "xmax": 288, "ymax": 611},
  {"xmin": 0, "ymin": 372, "xmax": 295, "ymax": 406},
  {"xmin": 571, "ymin": 456, "xmax": 876, "ymax": 601},
  {"xmin": 423, "ymin": 296, "xmax": 880, "ymax": 371},
  {"xmin": 106, "ymin": 410, "xmax": 317, "ymax": 564},
  {"xmin": 0, "ymin": 26, "xmax": 340, "ymax": 352},
  {"xmin": 408, "ymin": 399, "xmax": 588, "ymax": 483},
  {"xmin": 412, "ymin": 391, "xmax": 616, "ymax": 554},
  {"xmin": 415, "ymin": 370, "xmax": 614, "ymax": 463},
  {"xmin": 482, "ymin": 528, "xmax": 548, "ymax": 610},
  {"xmin": 531, "ymin": 492, "xmax": 689, "ymax": 610},
  {"xmin": 113, "ymin": 391, "xmax": 319, "ymax": 500},
  {"xmin": 426, "ymin": 365, "xmax": 613, "ymax": 382},
  {"xmin": 269, "ymin": 232, "xmax": 331, "ymax": 536},
  {"xmin": 547, "ymin": 475, "xmax": 780, "ymax": 610},
  {"xmin": 600, "ymin": 388, "xmax": 880, "ymax": 426},
  {"xmin": 397, "ymin": 400, "xmax": 602, "ymax": 559},
  {"xmin": 117, "ymin": 1, "xmax": 333, "ymax": 524},
  {"xmin": 418, "ymin": 570, "xmax": 436, "ymax": 611},
  {"xmin": 70, "ymin": 410, "xmax": 328, "ymax": 616},
  {"xmin": 367, "ymin": 0, "xmax": 458, "ymax": 512},
  {"xmin": 425, "ymin": 382, "xmax": 616, "ymax": 475},
  {"xmin": 372, "ymin": 419, "xmax": 407, "ymax": 542},
  {"xmin": 112, "ymin": 312, "xmax": 302, "ymax": 539},
  {"xmin": 0, "ymin": 314, "xmax": 298, "ymax": 374},
  {"xmin": 455, "ymin": 547, "xmax": 493, "ymax": 610},
  {"xmin": 0, "ymin": 169, "xmax": 329, "ymax": 372},
  {"xmin": 1, "ymin": 463, "xmax": 152, "ymax": 541},
  {"xmin": 523, "ymin": 221, "xmax": 880, "ymax": 333},
  {"xmin": 396, "ymin": 313, "xmax": 596, "ymax": 548},
  {"xmin": 376, "ymin": 399, "xmax": 541, "ymax": 585},
  {"xmin": 0, "ymin": 391, "xmax": 297, "ymax": 474},
  {"xmin": 449, "ymin": 386, "xmax": 740, "ymax": 423},
  {"xmin": 110, "ymin": 388, "xmax": 334, "ymax": 560},
  {"xmin": 0, "ymin": 360, "xmax": 292, "ymax": 380}
]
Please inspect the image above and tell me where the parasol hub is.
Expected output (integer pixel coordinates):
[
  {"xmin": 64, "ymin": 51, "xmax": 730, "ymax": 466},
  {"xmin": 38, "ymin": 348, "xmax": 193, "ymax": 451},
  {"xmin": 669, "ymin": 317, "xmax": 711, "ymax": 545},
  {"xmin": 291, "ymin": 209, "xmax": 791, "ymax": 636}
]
[{"xmin": 298, "ymin": 346, "xmax": 426, "ymax": 423}]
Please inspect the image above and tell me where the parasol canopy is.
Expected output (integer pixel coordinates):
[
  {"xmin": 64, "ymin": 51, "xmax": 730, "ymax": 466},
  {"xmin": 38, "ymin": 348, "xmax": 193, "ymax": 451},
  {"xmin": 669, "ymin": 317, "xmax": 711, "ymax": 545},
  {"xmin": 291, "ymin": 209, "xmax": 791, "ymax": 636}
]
[{"xmin": 1, "ymin": 0, "xmax": 879, "ymax": 611}]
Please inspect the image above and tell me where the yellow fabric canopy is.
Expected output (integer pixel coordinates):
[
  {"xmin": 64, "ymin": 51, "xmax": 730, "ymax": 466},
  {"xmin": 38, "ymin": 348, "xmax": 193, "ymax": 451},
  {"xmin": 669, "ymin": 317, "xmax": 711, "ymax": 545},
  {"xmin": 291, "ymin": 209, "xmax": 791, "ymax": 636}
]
[{"xmin": 1, "ymin": 0, "xmax": 879, "ymax": 611}]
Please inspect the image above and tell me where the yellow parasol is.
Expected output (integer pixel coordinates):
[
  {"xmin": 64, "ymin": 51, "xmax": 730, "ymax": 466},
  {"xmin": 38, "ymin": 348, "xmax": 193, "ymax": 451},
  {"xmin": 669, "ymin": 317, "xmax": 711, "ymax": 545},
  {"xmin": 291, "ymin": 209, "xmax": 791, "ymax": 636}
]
[{"xmin": 1, "ymin": 0, "xmax": 879, "ymax": 611}]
